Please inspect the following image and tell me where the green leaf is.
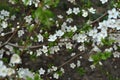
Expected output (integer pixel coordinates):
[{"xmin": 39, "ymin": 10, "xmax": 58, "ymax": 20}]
[
  {"xmin": 57, "ymin": 70, "xmax": 63, "ymax": 76},
  {"xmin": 43, "ymin": 0, "xmax": 60, "ymax": 7},
  {"xmin": 101, "ymin": 54, "xmax": 107, "ymax": 60},
  {"xmin": 80, "ymin": 24, "xmax": 92, "ymax": 32},
  {"xmin": 34, "ymin": 7, "xmax": 54, "ymax": 28},
  {"xmin": 2, "ymin": 58, "xmax": 8, "ymax": 63},
  {"xmin": 26, "ymin": 77, "xmax": 33, "ymax": 80},
  {"xmin": 27, "ymin": 25, "xmax": 34, "ymax": 32},
  {"xmin": 91, "ymin": 53, "xmax": 101, "ymax": 63},
  {"xmin": 63, "ymin": 31, "xmax": 74, "ymax": 38},
  {"xmin": 34, "ymin": 73, "xmax": 43, "ymax": 80},
  {"xmin": 43, "ymin": 32, "xmax": 49, "ymax": 38},
  {"xmin": 48, "ymin": 42, "xmax": 57, "ymax": 48},
  {"xmin": 77, "ymin": 67, "xmax": 86, "ymax": 76},
  {"xmin": 103, "ymin": 52, "xmax": 112, "ymax": 59},
  {"xmin": 22, "ymin": 0, "xmax": 29, "ymax": 6},
  {"xmin": 91, "ymin": 52, "xmax": 112, "ymax": 64},
  {"xmin": 102, "ymin": 38, "xmax": 115, "ymax": 46}
]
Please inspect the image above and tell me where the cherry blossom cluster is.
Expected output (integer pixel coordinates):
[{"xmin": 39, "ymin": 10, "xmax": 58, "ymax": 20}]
[{"xmin": 0, "ymin": 0, "xmax": 120, "ymax": 79}]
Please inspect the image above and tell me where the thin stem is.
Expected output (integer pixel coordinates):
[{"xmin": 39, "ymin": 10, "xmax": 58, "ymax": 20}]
[
  {"xmin": 0, "ymin": 29, "xmax": 17, "ymax": 49},
  {"xmin": 46, "ymin": 52, "xmax": 82, "ymax": 76},
  {"xmin": 90, "ymin": 12, "xmax": 108, "ymax": 24}
]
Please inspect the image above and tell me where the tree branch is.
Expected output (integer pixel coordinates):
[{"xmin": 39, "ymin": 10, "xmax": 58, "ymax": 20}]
[
  {"xmin": 90, "ymin": 12, "xmax": 108, "ymax": 24},
  {"xmin": 0, "ymin": 29, "xmax": 17, "ymax": 49}
]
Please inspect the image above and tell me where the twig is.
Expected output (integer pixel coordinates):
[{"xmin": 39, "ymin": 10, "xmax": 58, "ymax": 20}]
[
  {"xmin": 7, "ymin": 43, "xmax": 24, "ymax": 49},
  {"xmin": 90, "ymin": 12, "xmax": 108, "ymax": 24},
  {"xmin": 0, "ymin": 29, "xmax": 17, "ymax": 49},
  {"xmin": 58, "ymin": 52, "xmax": 81, "ymax": 68},
  {"xmin": 7, "ymin": 39, "xmax": 73, "ymax": 49},
  {"xmin": 2, "ymin": 31, "xmax": 13, "ymax": 36},
  {"xmin": 46, "ymin": 52, "xmax": 82, "ymax": 76}
]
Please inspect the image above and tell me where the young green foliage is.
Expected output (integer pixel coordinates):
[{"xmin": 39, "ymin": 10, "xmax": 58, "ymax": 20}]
[
  {"xmin": 34, "ymin": 73, "xmax": 43, "ymax": 80},
  {"xmin": 91, "ymin": 51, "xmax": 112, "ymax": 65},
  {"xmin": 43, "ymin": 0, "xmax": 60, "ymax": 7},
  {"xmin": 76, "ymin": 67, "xmax": 86, "ymax": 76},
  {"xmin": 34, "ymin": 7, "xmax": 54, "ymax": 28},
  {"xmin": 101, "ymin": 38, "xmax": 115, "ymax": 46},
  {"xmin": 26, "ymin": 73, "xmax": 43, "ymax": 80}
]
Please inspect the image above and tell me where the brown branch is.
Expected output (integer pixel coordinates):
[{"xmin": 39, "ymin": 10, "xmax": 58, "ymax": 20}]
[
  {"xmin": 7, "ymin": 39, "xmax": 73, "ymax": 49},
  {"xmin": 7, "ymin": 43, "xmax": 24, "ymax": 49},
  {"xmin": 0, "ymin": 29, "xmax": 17, "ymax": 49},
  {"xmin": 58, "ymin": 52, "xmax": 81, "ymax": 68},
  {"xmin": 90, "ymin": 12, "xmax": 108, "ymax": 24},
  {"xmin": 46, "ymin": 52, "xmax": 82, "ymax": 76},
  {"xmin": 4, "ymin": 31, "xmax": 13, "ymax": 36}
]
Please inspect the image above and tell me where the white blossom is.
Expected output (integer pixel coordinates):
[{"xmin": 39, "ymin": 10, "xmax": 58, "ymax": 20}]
[
  {"xmin": 0, "ymin": 10, "xmax": 10, "ymax": 17},
  {"xmin": 1, "ymin": 21, "xmax": 8, "ymax": 28},
  {"xmin": 105, "ymin": 48, "xmax": 113, "ymax": 52},
  {"xmin": 37, "ymin": 33, "xmax": 44, "ymax": 42},
  {"xmin": 42, "ymin": 45, "xmax": 48, "ymax": 53},
  {"xmin": 36, "ymin": 49, "xmax": 42, "ymax": 56},
  {"xmin": 54, "ymin": 46, "xmax": 60, "ymax": 52},
  {"xmin": 71, "ymin": 25, "xmax": 77, "ymax": 32},
  {"xmin": 113, "ymin": 51, "xmax": 120, "ymax": 58},
  {"xmin": 61, "ymin": 22, "xmax": 68, "ymax": 32},
  {"xmin": 91, "ymin": 45, "xmax": 101, "ymax": 52},
  {"xmin": 68, "ymin": 0, "xmax": 75, "ymax": 4},
  {"xmin": 107, "ymin": 19, "xmax": 116, "ymax": 28},
  {"xmin": 82, "ymin": 10, "xmax": 88, "ymax": 17},
  {"xmin": 77, "ymin": 60, "xmax": 81, "ymax": 67},
  {"xmin": 33, "ymin": 0, "xmax": 40, "ymax": 7},
  {"xmin": 72, "ymin": 33, "xmax": 87, "ymax": 43},
  {"xmin": 7, "ymin": 68, "xmax": 15, "ymax": 76},
  {"xmin": 99, "ymin": 61, "xmax": 103, "ymax": 65},
  {"xmin": 5, "ymin": 45, "xmax": 13, "ymax": 52},
  {"xmin": 60, "ymin": 68, "xmax": 65, "ymax": 73},
  {"xmin": 55, "ymin": 30, "xmax": 64, "ymax": 37},
  {"xmin": 88, "ymin": 28, "xmax": 98, "ymax": 38},
  {"xmin": 65, "ymin": 42, "xmax": 73, "ymax": 49},
  {"xmin": 0, "ymin": 65, "xmax": 7, "ymax": 77},
  {"xmin": 71, "ymin": 53, "xmax": 76, "ymax": 56},
  {"xmin": 10, "ymin": 15, "xmax": 16, "ymax": 20},
  {"xmin": 73, "ymin": 7, "xmax": 80, "ymax": 15},
  {"xmin": 88, "ymin": 7, "xmax": 96, "ymax": 14},
  {"xmin": 66, "ymin": 8, "xmax": 72, "ymax": 15},
  {"xmin": 17, "ymin": 68, "xmax": 34, "ymax": 79},
  {"xmin": 18, "ymin": 30, "xmax": 24, "ymax": 37},
  {"xmin": 48, "ymin": 35, "xmax": 57, "ymax": 42},
  {"xmin": 88, "ymin": 57, "xmax": 94, "ymax": 62},
  {"xmin": 57, "ymin": 15, "xmax": 63, "ymax": 19},
  {"xmin": 66, "ymin": 18, "xmax": 73, "ymax": 23},
  {"xmin": 0, "ymin": 27, "xmax": 3, "ymax": 33},
  {"xmin": 70, "ymin": 63, "xmax": 76, "ymax": 69},
  {"xmin": 66, "ymin": 26, "xmax": 72, "ymax": 32},
  {"xmin": 90, "ymin": 65, "xmax": 95, "ymax": 70},
  {"xmin": 108, "ymin": 8, "xmax": 119, "ymax": 19},
  {"xmin": 1, "ymin": 33, "xmax": 5, "ymax": 36},
  {"xmin": 39, "ymin": 68, "xmax": 45, "ymax": 75},
  {"xmin": 98, "ymin": 20, "xmax": 108, "ymax": 30},
  {"xmin": 100, "ymin": 0, "xmax": 108, "ymax": 4},
  {"xmin": 78, "ymin": 44, "xmax": 85, "ymax": 51},
  {"xmin": 24, "ymin": 15, "xmax": 32, "ymax": 24},
  {"xmin": 22, "ymin": 0, "xmax": 32, "ymax": 5},
  {"xmin": 51, "ymin": 66, "xmax": 58, "ymax": 71},
  {"xmin": 53, "ymin": 73, "xmax": 59, "ymax": 79},
  {"xmin": 0, "ymin": 60, "xmax": 3, "ymax": 67},
  {"xmin": 10, "ymin": 54, "xmax": 21, "ymax": 64},
  {"xmin": 9, "ymin": 0, "xmax": 15, "ymax": 4},
  {"xmin": 115, "ymin": 19, "xmax": 120, "ymax": 30}
]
